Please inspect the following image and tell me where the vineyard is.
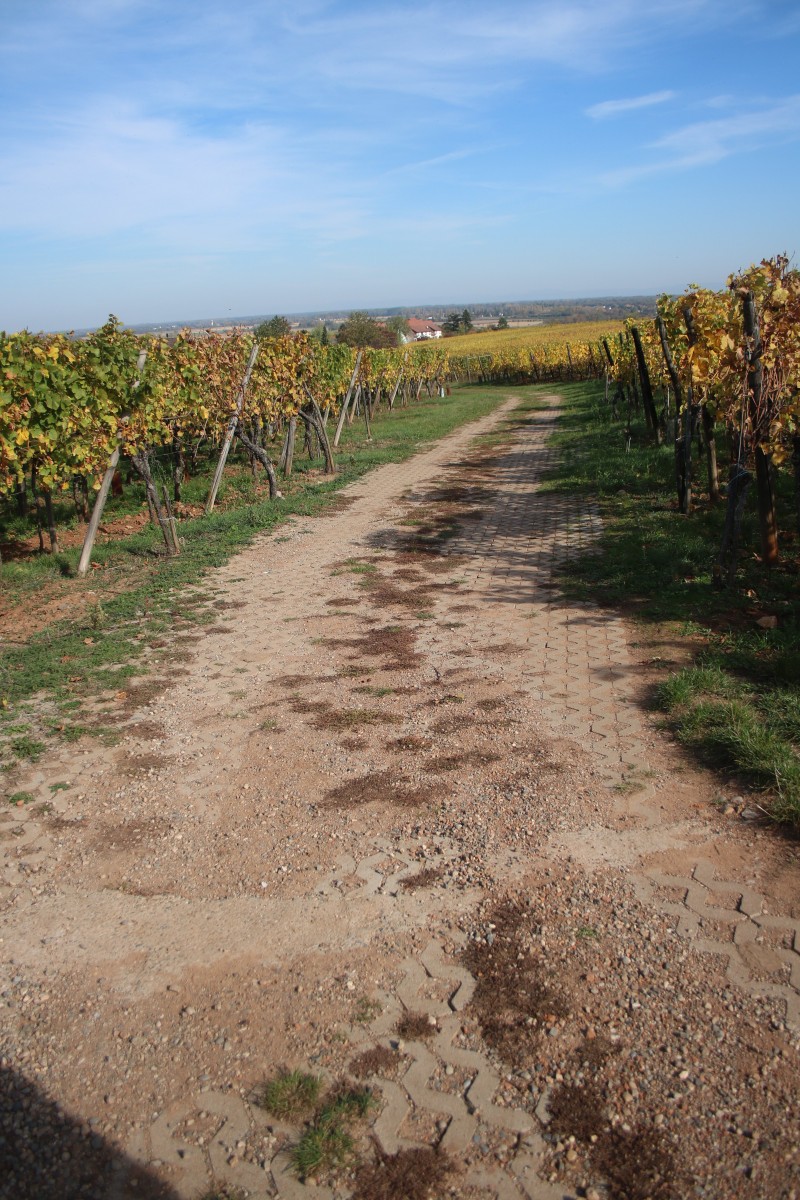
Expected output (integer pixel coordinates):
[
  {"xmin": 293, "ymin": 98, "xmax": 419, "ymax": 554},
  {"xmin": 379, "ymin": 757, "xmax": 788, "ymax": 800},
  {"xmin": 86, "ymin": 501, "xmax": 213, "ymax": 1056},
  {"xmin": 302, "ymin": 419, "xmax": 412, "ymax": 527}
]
[
  {"xmin": 0, "ymin": 317, "xmax": 609, "ymax": 572},
  {"xmin": 1, "ymin": 256, "xmax": 799, "ymax": 584},
  {"xmin": 600, "ymin": 256, "xmax": 800, "ymax": 583}
]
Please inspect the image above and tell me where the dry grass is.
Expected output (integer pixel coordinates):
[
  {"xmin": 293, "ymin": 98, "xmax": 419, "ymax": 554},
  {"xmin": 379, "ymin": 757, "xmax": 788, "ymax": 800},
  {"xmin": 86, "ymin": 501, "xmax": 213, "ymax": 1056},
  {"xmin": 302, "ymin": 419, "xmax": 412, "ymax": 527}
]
[
  {"xmin": 290, "ymin": 698, "xmax": 332, "ymax": 716},
  {"xmin": 399, "ymin": 866, "xmax": 444, "ymax": 891},
  {"xmin": 116, "ymin": 751, "xmax": 172, "ymax": 776},
  {"xmin": 571, "ymin": 1034, "xmax": 619, "ymax": 1069},
  {"xmin": 123, "ymin": 720, "xmax": 166, "ymax": 740},
  {"xmin": 396, "ymin": 1011, "xmax": 436, "ymax": 1040},
  {"xmin": 324, "ymin": 625, "xmax": 421, "ymax": 670},
  {"xmin": 348, "ymin": 1046, "xmax": 401, "ymax": 1079},
  {"xmin": 359, "ymin": 571, "xmax": 450, "ymax": 613},
  {"xmin": 274, "ymin": 673, "xmax": 335, "ymax": 688},
  {"xmin": 424, "ymin": 750, "xmax": 500, "ymax": 773},
  {"xmin": 118, "ymin": 679, "xmax": 173, "ymax": 710},
  {"xmin": 386, "ymin": 734, "xmax": 433, "ymax": 753},
  {"xmin": 547, "ymin": 1080, "xmax": 607, "ymax": 1143},
  {"xmin": 352, "ymin": 1146, "xmax": 454, "ymax": 1200},
  {"xmin": 314, "ymin": 708, "xmax": 400, "ymax": 731},
  {"xmin": 461, "ymin": 897, "xmax": 569, "ymax": 1062},
  {"xmin": 313, "ymin": 495, "xmax": 357, "ymax": 518},
  {"xmin": 391, "ymin": 567, "xmax": 425, "ymax": 582},
  {"xmin": 390, "ymin": 549, "xmax": 464, "ymax": 574},
  {"xmin": 594, "ymin": 1128, "xmax": 678, "ymax": 1200},
  {"xmin": 324, "ymin": 770, "xmax": 433, "ymax": 809}
]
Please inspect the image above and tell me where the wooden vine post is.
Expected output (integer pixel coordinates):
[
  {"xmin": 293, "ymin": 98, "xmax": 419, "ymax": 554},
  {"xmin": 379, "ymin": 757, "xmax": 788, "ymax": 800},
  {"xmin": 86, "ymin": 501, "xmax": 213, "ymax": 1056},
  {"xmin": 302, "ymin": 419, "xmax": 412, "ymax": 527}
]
[
  {"xmin": 630, "ymin": 326, "xmax": 660, "ymax": 439},
  {"xmin": 77, "ymin": 350, "xmax": 147, "ymax": 577},
  {"xmin": 743, "ymin": 291, "xmax": 779, "ymax": 566},
  {"xmin": 681, "ymin": 306, "xmax": 720, "ymax": 504},
  {"xmin": 131, "ymin": 449, "xmax": 180, "ymax": 556},
  {"xmin": 388, "ymin": 369, "xmax": 403, "ymax": 410},
  {"xmin": 280, "ymin": 416, "xmax": 297, "ymax": 477},
  {"xmin": 205, "ymin": 342, "xmax": 260, "ymax": 514},
  {"xmin": 301, "ymin": 386, "xmax": 336, "ymax": 474},
  {"xmin": 715, "ymin": 462, "xmax": 752, "ymax": 587},
  {"xmin": 656, "ymin": 315, "xmax": 690, "ymax": 514},
  {"xmin": 332, "ymin": 350, "xmax": 362, "ymax": 448}
]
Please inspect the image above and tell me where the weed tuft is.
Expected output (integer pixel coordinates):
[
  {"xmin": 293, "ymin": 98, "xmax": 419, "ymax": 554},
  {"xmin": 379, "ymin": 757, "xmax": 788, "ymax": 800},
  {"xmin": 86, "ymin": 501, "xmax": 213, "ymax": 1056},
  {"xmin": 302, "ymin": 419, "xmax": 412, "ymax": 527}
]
[
  {"xmin": 257, "ymin": 1069, "xmax": 322, "ymax": 1119},
  {"xmin": 290, "ymin": 1086, "xmax": 374, "ymax": 1181},
  {"xmin": 10, "ymin": 736, "xmax": 46, "ymax": 762},
  {"xmin": 7, "ymin": 790, "xmax": 35, "ymax": 806}
]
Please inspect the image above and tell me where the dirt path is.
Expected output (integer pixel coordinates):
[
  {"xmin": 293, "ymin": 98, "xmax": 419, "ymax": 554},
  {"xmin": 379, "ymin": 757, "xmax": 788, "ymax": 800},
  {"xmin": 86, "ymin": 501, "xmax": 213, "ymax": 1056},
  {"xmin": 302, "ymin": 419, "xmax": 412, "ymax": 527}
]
[{"xmin": 2, "ymin": 394, "xmax": 799, "ymax": 1200}]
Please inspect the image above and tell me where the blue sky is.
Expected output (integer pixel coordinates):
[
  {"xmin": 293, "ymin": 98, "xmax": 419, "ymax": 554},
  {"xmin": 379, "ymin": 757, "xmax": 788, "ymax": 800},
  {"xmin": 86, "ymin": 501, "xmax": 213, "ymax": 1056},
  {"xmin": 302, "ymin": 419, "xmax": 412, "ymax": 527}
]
[{"xmin": 2, "ymin": 0, "xmax": 799, "ymax": 331}]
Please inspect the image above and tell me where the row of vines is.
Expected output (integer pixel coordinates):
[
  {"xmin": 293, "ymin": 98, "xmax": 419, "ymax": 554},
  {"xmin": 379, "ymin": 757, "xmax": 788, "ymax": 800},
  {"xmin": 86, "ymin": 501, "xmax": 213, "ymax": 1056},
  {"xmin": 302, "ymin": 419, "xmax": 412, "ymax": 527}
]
[
  {"xmin": 0, "ymin": 317, "xmax": 604, "ymax": 573},
  {"xmin": 602, "ymin": 256, "xmax": 800, "ymax": 585}
]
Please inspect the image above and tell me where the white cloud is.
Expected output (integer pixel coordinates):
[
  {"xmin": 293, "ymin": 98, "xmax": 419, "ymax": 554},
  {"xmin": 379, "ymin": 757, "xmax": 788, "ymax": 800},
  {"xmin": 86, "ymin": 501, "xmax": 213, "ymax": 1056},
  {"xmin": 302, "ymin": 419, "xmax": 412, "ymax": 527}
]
[
  {"xmin": 4, "ymin": 0, "xmax": 732, "ymax": 114},
  {"xmin": 599, "ymin": 94, "xmax": 800, "ymax": 186},
  {"xmin": 282, "ymin": 1, "xmax": 724, "ymax": 103},
  {"xmin": 0, "ymin": 102, "xmax": 369, "ymax": 249},
  {"xmin": 586, "ymin": 91, "xmax": 676, "ymax": 119}
]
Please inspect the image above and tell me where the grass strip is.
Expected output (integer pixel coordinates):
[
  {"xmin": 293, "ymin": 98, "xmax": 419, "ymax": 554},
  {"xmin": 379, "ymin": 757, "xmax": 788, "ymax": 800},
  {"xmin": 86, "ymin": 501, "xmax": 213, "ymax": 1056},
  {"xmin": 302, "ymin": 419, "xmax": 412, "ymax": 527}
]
[{"xmin": 543, "ymin": 382, "xmax": 800, "ymax": 827}]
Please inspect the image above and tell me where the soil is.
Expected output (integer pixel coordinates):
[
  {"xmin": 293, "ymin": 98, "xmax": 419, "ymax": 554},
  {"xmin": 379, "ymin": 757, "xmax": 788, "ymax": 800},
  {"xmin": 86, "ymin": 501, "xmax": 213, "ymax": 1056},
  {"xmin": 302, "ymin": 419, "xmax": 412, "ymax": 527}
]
[{"xmin": 1, "ymin": 394, "xmax": 799, "ymax": 1200}]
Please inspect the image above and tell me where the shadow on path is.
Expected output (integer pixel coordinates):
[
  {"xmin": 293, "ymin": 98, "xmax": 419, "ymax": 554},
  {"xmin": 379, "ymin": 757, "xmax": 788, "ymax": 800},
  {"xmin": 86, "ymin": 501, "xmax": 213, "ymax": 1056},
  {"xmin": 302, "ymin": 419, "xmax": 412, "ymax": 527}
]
[{"xmin": 0, "ymin": 1063, "xmax": 177, "ymax": 1200}]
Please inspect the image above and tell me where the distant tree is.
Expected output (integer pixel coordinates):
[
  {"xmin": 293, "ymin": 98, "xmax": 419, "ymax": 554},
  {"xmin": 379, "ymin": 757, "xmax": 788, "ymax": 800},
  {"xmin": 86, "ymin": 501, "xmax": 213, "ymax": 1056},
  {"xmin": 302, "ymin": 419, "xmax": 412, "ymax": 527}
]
[
  {"xmin": 386, "ymin": 315, "xmax": 411, "ymax": 343},
  {"xmin": 496, "ymin": 315, "xmax": 509, "ymax": 329},
  {"xmin": 309, "ymin": 323, "xmax": 330, "ymax": 346},
  {"xmin": 443, "ymin": 311, "xmax": 476, "ymax": 336},
  {"xmin": 255, "ymin": 315, "xmax": 291, "ymax": 340},
  {"xmin": 336, "ymin": 311, "xmax": 397, "ymax": 349}
]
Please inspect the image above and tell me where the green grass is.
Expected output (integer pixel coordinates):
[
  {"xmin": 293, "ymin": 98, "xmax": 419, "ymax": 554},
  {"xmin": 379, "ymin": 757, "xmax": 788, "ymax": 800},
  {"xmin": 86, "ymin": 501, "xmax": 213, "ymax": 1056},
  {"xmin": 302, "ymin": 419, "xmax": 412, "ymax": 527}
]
[
  {"xmin": 336, "ymin": 558, "xmax": 378, "ymax": 576},
  {"xmin": 544, "ymin": 382, "xmax": 800, "ymax": 827},
  {"xmin": 658, "ymin": 655, "xmax": 800, "ymax": 821},
  {"xmin": 9, "ymin": 735, "xmax": 46, "ymax": 762},
  {"xmin": 0, "ymin": 385, "xmax": 509, "ymax": 728},
  {"xmin": 6, "ymin": 790, "xmax": 35, "ymax": 806},
  {"xmin": 258, "ymin": 1069, "xmax": 322, "ymax": 1119},
  {"xmin": 291, "ymin": 1088, "xmax": 374, "ymax": 1180}
]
